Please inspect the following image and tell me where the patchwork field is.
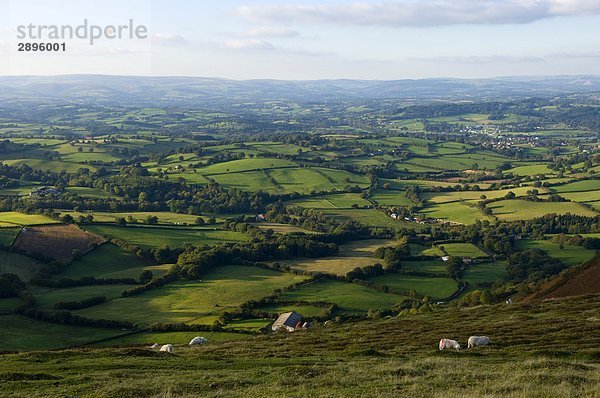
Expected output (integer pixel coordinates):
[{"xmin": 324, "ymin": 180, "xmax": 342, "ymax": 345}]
[
  {"xmin": 420, "ymin": 201, "xmax": 494, "ymax": 225},
  {"xmin": 83, "ymin": 225, "xmax": 247, "ymax": 249},
  {"xmin": 489, "ymin": 200, "xmax": 597, "ymax": 221},
  {"xmin": 0, "ymin": 250, "xmax": 44, "ymax": 280},
  {"xmin": 516, "ymin": 240, "xmax": 597, "ymax": 267},
  {"xmin": 0, "ymin": 212, "xmax": 58, "ymax": 227},
  {"xmin": 76, "ymin": 265, "xmax": 308, "ymax": 325},
  {"xmin": 441, "ymin": 243, "xmax": 488, "ymax": 258},
  {"xmin": 272, "ymin": 239, "xmax": 397, "ymax": 276},
  {"xmin": 369, "ymin": 273, "xmax": 458, "ymax": 299},
  {"xmin": 286, "ymin": 193, "xmax": 371, "ymax": 209},
  {"xmin": 59, "ymin": 243, "xmax": 166, "ymax": 280},
  {"xmin": 278, "ymin": 280, "xmax": 405, "ymax": 314},
  {"xmin": 0, "ymin": 315, "xmax": 123, "ymax": 351},
  {"xmin": 462, "ymin": 261, "xmax": 508, "ymax": 287}
]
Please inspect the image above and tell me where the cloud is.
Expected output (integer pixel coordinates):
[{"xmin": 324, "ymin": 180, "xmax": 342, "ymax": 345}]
[
  {"xmin": 152, "ymin": 33, "xmax": 187, "ymax": 46},
  {"xmin": 236, "ymin": 0, "xmax": 600, "ymax": 27},
  {"xmin": 222, "ymin": 39, "xmax": 275, "ymax": 51},
  {"xmin": 409, "ymin": 55, "xmax": 546, "ymax": 63},
  {"xmin": 242, "ymin": 27, "xmax": 300, "ymax": 38}
]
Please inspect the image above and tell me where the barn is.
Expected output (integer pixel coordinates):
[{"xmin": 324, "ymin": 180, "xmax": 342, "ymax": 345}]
[{"xmin": 271, "ymin": 311, "xmax": 303, "ymax": 332}]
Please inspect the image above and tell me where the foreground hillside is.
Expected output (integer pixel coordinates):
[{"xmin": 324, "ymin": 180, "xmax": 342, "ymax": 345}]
[{"xmin": 1, "ymin": 295, "xmax": 598, "ymax": 398}]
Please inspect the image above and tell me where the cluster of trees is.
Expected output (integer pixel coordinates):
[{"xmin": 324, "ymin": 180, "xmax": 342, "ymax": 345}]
[
  {"xmin": 54, "ymin": 295, "xmax": 106, "ymax": 310},
  {"xmin": 507, "ymin": 249, "xmax": 564, "ymax": 282},
  {"xmin": 0, "ymin": 274, "xmax": 25, "ymax": 298},
  {"xmin": 176, "ymin": 235, "xmax": 339, "ymax": 279}
]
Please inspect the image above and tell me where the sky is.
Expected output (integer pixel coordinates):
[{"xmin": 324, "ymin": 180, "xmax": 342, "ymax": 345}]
[{"xmin": 0, "ymin": 0, "xmax": 599, "ymax": 79}]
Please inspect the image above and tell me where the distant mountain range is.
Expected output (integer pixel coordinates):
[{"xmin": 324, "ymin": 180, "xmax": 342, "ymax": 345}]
[{"xmin": 0, "ymin": 75, "xmax": 598, "ymax": 105}]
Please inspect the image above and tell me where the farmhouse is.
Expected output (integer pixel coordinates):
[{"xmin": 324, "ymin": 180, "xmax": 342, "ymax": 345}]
[
  {"xmin": 30, "ymin": 186, "xmax": 61, "ymax": 197},
  {"xmin": 271, "ymin": 311, "xmax": 303, "ymax": 332}
]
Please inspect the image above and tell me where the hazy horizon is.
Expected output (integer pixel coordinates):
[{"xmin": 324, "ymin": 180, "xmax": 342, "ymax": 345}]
[{"xmin": 1, "ymin": 0, "xmax": 599, "ymax": 79}]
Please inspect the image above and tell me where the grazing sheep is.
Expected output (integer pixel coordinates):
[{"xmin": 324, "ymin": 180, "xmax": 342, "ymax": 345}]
[
  {"xmin": 159, "ymin": 344, "xmax": 174, "ymax": 353},
  {"xmin": 467, "ymin": 336, "xmax": 491, "ymax": 349},
  {"xmin": 439, "ymin": 338, "xmax": 461, "ymax": 351},
  {"xmin": 149, "ymin": 343, "xmax": 160, "ymax": 349},
  {"xmin": 189, "ymin": 336, "xmax": 208, "ymax": 346}
]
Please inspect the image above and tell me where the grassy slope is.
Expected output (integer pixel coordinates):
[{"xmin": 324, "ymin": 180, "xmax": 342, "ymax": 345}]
[
  {"xmin": 84, "ymin": 225, "xmax": 248, "ymax": 249},
  {"xmin": 75, "ymin": 265, "xmax": 308, "ymax": 325},
  {"xmin": 0, "ymin": 295, "xmax": 598, "ymax": 397}
]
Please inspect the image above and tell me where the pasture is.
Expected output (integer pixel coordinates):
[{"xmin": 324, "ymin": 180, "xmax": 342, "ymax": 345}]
[
  {"xmin": 0, "ymin": 315, "xmax": 123, "ymax": 351},
  {"xmin": 61, "ymin": 211, "xmax": 217, "ymax": 225},
  {"xmin": 0, "ymin": 212, "xmax": 58, "ymax": 226},
  {"xmin": 273, "ymin": 239, "xmax": 397, "ymax": 276},
  {"xmin": 370, "ymin": 189, "xmax": 416, "ymax": 206},
  {"xmin": 83, "ymin": 225, "xmax": 247, "ymax": 249},
  {"xmin": 0, "ymin": 251, "xmax": 44, "ymax": 280},
  {"xmin": 369, "ymin": 273, "xmax": 458, "ymax": 298},
  {"xmin": 441, "ymin": 243, "xmax": 488, "ymax": 258},
  {"xmin": 0, "ymin": 295, "xmax": 599, "ymax": 396},
  {"xmin": 516, "ymin": 240, "xmax": 597, "ymax": 267},
  {"xmin": 461, "ymin": 261, "xmax": 508, "ymax": 287},
  {"xmin": 59, "ymin": 243, "xmax": 166, "ymax": 280},
  {"xmin": 76, "ymin": 265, "xmax": 308, "ymax": 325},
  {"xmin": 400, "ymin": 260, "xmax": 447, "ymax": 275},
  {"xmin": 286, "ymin": 193, "xmax": 371, "ymax": 209},
  {"xmin": 278, "ymin": 280, "xmax": 405, "ymax": 314},
  {"xmin": 489, "ymin": 200, "xmax": 597, "ymax": 221},
  {"xmin": 420, "ymin": 201, "xmax": 494, "ymax": 225}
]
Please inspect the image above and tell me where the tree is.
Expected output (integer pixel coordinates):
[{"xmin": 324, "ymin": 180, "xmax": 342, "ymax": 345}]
[
  {"xmin": 61, "ymin": 214, "xmax": 74, "ymax": 224},
  {"xmin": 115, "ymin": 217, "xmax": 127, "ymax": 227},
  {"xmin": 139, "ymin": 270, "xmax": 153, "ymax": 284},
  {"xmin": 145, "ymin": 215, "xmax": 158, "ymax": 225},
  {"xmin": 195, "ymin": 217, "xmax": 205, "ymax": 226}
]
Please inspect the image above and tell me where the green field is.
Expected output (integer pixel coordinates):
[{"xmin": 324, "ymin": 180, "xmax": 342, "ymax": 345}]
[
  {"xmin": 0, "ymin": 250, "xmax": 44, "ymax": 280},
  {"xmin": 95, "ymin": 331, "xmax": 250, "ymax": 346},
  {"xmin": 420, "ymin": 202, "xmax": 494, "ymax": 225},
  {"xmin": 0, "ymin": 212, "xmax": 58, "ymax": 226},
  {"xmin": 2, "ymin": 159, "xmax": 97, "ymax": 172},
  {"xmin": 62, "ymin": 211, "xmax": 218, "ymax": 225},
  {"xmin": 516, "ymin": 240, "xmax": 597, "ymax": 267},
  {"xmin": 552, "ymin": 179, "xmax": 600, "ymax": 193},
  {"xmin": 401, "ymin": 260, "xmax": 448, "ymax": 275},
  {"xmin": 422, "ymin": 186, "xmax": 543, "ymax": 204},
  {"xmin": 273, "ymin": 239, "xmax": 397, "ymax": 276},
  {"xmin": 489, "ymin": 200, "xmax": 597, "ymax": 221},
  {"xmin": 322, "ymin": 209, "xmax": 418, "ymax": 229},
  {"xmin": 0, "ymin": 315, "xmax": 124, "ymax": 350},
  {"xmin": 441, "ymin": 243, "xmax": 488, "ymax": 258},
  {"xmin": 369, "ymin": 273, "xmax": 458, "ymax": 298},
  {"xmin": 59, "ymin": 243, "xmax": 168, "ymax": 280},
  {"xmin": 278, "ymin": 280, "xmax": 405, "ymax": 314},
  {"xmin": 83, "ymin": 225, "xmax": 248, "ymax": 249},
  {"xmin": 408, "ymin": 244, "xmax": 445, "ymax": 257},
  {"xmin": 76, "ymin": 265, "xmax": 308, "ymax": 325},
  {"xmin": 0, "ymin": 227, "xmax": 19, "ymax": 246},
  {"xmin": 286, "ymin": 193, "xmax": 371, "ymax": 209},
  {"xmin": 197, "ymin": 158, "xmax": 297, "ymax": 175},
  {"xmin": 30, "ymin": 284, "xmax": 139, "ymax": 311},
  {"xmin": 507, "ymin": 164, "xmax": 553, "ymax": 176},
  {"xmin": 370, "ymin": 189, "xmax": 416, "ymax": 206},
  {"xmin": 462, "ymin": 261, "xmax": 508, "ymax": 287},
  {"xmin": 64, "ymin": 187, "xmax": 116, "ymax": 198}
]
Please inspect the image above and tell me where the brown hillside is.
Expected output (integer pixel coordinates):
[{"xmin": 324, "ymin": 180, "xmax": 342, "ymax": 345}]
[
  {"xmin": 13, "ymin": 224, "xmax": 105, "ymax": 263},
  {"xmin": 526, "ymin": 255, "xmax": 600, "ymax": 301}
]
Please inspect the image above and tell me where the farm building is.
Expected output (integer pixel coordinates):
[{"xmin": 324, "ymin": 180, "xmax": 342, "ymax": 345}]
[
  {"xmin": 30, "ymin": 186, "xmax": 61, "ymax": 197},
  {"xmin": 271, "ymin": 311, "xmax": 303, "ymax": 332}
]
